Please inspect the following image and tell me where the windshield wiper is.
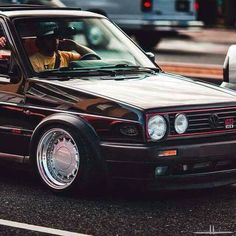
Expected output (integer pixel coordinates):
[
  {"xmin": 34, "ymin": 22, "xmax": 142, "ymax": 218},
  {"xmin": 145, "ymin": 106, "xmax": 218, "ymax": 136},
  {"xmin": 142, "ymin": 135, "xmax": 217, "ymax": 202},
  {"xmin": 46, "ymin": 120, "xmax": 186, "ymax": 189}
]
[
  {"xmin": 99, "ymin": 64, "xmax": 160, "ymax": 74},
  {"xmin": 38, "ymin": 64, "xmax": 160, "ymax": 79},
  {"xmin": 38, "ymin": 67, "xmax": 117, "ymax": 78}
]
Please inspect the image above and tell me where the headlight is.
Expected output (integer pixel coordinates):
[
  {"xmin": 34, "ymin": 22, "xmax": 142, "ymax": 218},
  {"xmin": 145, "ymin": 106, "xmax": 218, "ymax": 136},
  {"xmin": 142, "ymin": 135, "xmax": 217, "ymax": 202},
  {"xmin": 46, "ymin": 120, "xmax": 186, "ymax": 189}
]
[
  {"xmin": 148, "ymin": 115, "xmax": 167, "ymax": 141},
  {"xmin": 174, "ymin": 114, "xmax": 188, "ymax": 134}
]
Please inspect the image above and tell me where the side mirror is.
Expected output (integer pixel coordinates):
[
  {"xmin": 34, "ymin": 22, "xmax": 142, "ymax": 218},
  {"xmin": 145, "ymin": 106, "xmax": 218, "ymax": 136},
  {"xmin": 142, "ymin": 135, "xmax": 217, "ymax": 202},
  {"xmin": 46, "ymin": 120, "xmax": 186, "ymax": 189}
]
[
  {"xmin": 223, "ymin": 45, "xmax": 236, "ymax": 83},
  {"xmin": 145, "ymin": 52, "xmax": 155, "ymax": 63},
  {"xmin": 221, "ymin": 45, "xmax": 236, "ymax": 89}
]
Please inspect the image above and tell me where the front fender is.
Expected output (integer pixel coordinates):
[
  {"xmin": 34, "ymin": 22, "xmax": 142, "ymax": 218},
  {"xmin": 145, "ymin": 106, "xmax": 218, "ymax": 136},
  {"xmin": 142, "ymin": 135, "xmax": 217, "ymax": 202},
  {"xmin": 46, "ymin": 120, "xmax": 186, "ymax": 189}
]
[{"xmin": 30, "ymin": 113, "xmax": 103, "ymax": 166}]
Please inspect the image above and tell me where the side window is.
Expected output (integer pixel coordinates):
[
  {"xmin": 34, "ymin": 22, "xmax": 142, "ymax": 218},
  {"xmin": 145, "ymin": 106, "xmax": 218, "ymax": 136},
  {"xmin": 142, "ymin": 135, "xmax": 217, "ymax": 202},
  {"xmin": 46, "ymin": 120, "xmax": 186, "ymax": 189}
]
[{"xmin": 0, "ymin": 23, "xmax": 21, "ymax": 84}]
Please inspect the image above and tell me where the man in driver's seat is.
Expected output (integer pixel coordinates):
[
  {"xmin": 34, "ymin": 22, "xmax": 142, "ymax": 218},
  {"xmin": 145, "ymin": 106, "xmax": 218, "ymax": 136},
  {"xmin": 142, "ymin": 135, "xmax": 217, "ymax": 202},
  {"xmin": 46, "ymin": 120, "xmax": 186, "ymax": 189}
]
[{"xmin": 30, "ymin": 25, "xmax": 94, "ymax": 72}]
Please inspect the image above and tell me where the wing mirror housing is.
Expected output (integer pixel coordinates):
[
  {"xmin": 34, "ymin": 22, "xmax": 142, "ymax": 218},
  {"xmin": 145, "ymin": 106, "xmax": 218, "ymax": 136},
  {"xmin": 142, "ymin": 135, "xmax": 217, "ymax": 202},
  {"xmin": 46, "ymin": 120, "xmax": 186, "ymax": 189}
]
[
  {"xmin": 222, "ymin": 45, "xmax": 236, "ymax": 89},
  {"xmin": 145, "ymin": 52, "xmax": 155, "ymax": 63},
  {"xmin": 223, "ymin": 45, "xmax": 236, "ymax": 83}
]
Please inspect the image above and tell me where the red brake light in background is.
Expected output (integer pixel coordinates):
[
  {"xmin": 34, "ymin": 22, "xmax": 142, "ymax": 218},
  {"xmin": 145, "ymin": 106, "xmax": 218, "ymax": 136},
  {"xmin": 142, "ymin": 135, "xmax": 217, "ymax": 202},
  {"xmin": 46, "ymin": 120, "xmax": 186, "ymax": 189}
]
[
  {"xmin": 194, "ymin": 0, "xmax": 199, "ymax": 12},
  {"xmin": 142, "ymin": 0, "xmax": 152, "ymax": 12},
  {"xmin": 144, "ymin": 1, "xmax": 151, "ymax": 9}
]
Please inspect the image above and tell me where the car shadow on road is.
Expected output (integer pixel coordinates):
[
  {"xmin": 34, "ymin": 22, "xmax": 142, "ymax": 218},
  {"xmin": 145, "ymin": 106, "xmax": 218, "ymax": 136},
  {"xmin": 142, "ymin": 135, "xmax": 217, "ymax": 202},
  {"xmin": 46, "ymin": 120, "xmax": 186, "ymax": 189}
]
[{"xmin": 0, "ymin": 163, "xmax": 235, "ymax": 204}]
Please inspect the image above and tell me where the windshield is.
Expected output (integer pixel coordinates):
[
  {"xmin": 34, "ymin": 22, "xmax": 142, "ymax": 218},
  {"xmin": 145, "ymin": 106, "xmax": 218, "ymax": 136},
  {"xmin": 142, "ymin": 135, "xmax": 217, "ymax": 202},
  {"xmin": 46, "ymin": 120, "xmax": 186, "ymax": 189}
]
[{"xmin": 14, "ymin": 17, "xmax": 156, "ymax": 74}]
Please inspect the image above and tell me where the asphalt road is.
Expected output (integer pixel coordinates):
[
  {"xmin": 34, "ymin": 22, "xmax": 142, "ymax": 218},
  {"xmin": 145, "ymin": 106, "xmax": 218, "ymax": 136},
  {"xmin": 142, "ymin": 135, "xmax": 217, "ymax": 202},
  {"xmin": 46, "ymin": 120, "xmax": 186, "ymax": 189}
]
[
  {"xmin": 157, "ymin": 51, "xmax": 225, "ymax": 66},
  {"xmin": 156, "ymin": 28, "xmax": 236, "ymax": 66},
  {"xmin": 0, "ymin": 164, "xmax": 236, "ymax": 236}
]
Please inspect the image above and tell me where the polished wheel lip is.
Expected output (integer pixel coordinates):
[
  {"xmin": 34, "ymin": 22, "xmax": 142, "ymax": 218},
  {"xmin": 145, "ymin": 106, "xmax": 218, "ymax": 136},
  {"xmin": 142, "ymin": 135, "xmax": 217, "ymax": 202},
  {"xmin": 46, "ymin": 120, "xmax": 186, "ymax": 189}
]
[{"xmin": 37, "ymin": 128, "xmax": 80, "ymax": 190}]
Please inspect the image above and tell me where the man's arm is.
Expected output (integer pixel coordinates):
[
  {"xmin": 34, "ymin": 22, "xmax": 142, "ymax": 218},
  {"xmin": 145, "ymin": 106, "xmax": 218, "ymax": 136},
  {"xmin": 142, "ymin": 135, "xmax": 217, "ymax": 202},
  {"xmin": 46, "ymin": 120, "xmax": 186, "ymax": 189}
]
[{"xmin": 58, "ymin": 39, "xmax": 96, "ymax": 56}]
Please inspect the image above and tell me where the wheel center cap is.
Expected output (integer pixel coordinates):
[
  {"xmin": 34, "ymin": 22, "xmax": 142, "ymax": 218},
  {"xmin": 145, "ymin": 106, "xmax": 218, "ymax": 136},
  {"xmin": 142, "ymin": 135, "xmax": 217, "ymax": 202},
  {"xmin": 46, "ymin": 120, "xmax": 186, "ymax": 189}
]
[{"xmin": 54, "ymin": 147, "xmax": 72, "ymax": 170}]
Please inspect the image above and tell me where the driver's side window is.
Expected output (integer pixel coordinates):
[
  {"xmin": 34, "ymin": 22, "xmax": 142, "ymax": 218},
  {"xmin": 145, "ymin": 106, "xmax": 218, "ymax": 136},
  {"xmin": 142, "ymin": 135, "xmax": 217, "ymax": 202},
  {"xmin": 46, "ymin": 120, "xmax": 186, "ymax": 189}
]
[{"xmin": 0, "ymin": 23, "xmax": 21, "ymax": 84}]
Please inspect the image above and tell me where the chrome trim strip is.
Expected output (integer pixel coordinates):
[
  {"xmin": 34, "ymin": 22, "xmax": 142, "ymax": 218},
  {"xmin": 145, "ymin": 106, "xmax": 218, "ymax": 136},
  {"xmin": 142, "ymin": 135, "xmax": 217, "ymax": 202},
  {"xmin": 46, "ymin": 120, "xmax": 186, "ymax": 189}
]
[
  {"xmin": 0, "ymin": 126, "xmax": 32, "ymax": 133},
  {"xmin": 0, "ymin": 101, "xmax": 141, "ymax": 124},
  {"xmin": 0, "ymin": 152, "xmax": 27, "ymax": 163},
  {"xmin": 23, "ymin": 104, "xmax": 141, "ymax": 124},
  {"xmin": 24, "ymin": 156, "xmax": 30, "ymax": 163}
]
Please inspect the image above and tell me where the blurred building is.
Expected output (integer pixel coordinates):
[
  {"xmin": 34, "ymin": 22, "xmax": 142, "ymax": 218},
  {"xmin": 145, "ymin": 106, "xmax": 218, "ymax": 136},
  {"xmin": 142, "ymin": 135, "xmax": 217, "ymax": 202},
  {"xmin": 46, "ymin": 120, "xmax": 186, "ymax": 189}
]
[
  {"xmin": 197, "ymin": 0, "xmax": 236, "ymax": 27},
  {"xmin": 223, "ymin": 0, "xmax": 236, "ymax": 26}
]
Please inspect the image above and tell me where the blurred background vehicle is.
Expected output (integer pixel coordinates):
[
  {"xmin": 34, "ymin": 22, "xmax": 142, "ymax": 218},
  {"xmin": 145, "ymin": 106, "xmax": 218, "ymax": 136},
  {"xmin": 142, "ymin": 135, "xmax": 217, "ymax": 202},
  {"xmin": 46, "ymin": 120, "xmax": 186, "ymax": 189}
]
[
  {"xmin": 5, "ymin": 0, "xmax": 236, "ymax": 29},
  {"xmin": 11, "ymin": 0, "xmax": 203, "ymax": 50},
  {"xmin": 2, "ymin": 0, "xmax": 64, "ymax": 7},
  {"xmin": 2, "ymin": 0, "xmax": 236, "ymax": 82},
  {"xmin": 53, "ymin": 0, "xmax": 203, "ymax": 50}
]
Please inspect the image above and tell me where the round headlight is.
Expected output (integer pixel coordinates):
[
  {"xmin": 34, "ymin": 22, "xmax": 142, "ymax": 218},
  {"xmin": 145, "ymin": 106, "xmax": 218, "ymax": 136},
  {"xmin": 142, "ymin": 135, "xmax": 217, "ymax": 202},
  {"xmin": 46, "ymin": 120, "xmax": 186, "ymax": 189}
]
[
  {"xmin": 174, "ymin": 114, "xmax": 188, "ymax": 134},
  {"xmin": 148, "ymin": 115, "xmax": 167, "ymax": 141}
]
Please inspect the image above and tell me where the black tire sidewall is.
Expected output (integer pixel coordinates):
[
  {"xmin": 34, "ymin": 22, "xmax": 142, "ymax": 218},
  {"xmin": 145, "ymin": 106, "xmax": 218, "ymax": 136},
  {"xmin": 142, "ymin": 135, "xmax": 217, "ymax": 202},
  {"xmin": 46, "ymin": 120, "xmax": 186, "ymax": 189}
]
[{"xmin": 32, "ymin": 124, "xmax": 99, "ymax": 194}]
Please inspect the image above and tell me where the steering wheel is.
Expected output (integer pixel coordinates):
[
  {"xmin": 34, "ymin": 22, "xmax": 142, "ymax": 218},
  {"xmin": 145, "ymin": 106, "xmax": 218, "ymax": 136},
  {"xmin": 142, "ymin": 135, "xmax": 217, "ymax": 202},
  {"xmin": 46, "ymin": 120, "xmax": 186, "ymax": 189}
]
[{"xmin": 80, "ymin": 53, "xmax": 101, "ymax": 60}]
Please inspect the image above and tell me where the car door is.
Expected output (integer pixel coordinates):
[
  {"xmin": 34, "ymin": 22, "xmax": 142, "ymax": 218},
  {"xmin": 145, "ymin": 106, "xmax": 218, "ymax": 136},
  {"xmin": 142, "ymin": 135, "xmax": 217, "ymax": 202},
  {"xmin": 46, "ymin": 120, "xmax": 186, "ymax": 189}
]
[{"xmin": 0, "ymin": 22, "xmax": 30, "ymax": 159}]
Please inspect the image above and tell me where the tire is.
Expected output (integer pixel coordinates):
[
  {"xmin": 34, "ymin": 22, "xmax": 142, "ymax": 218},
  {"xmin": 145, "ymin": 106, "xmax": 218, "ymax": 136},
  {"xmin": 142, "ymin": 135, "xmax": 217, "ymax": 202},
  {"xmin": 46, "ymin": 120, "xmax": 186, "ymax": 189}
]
[{"xmin": 34, "ymin": 125, "xmax": 98, "ymax": 194}]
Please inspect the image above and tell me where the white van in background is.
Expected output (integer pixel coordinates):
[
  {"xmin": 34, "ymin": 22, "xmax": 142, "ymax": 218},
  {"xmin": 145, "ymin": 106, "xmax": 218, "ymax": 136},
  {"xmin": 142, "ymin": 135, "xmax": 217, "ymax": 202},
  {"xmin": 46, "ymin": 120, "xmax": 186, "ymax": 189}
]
[
  {"xmin": 18, "ymin": 0, "xmax": 203, "ymax": 49},
  {"xmin": 60, "ymin": 0, "xmax": 203, "ymax": 49}
]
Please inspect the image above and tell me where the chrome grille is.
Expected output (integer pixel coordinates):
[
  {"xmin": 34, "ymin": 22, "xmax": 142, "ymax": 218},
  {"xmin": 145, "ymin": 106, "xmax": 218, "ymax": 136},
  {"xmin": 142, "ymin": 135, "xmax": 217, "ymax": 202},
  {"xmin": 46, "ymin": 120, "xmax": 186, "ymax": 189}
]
[{"xmin": 169, "ymin": 107, "xmax": 236, "ymax": 136}]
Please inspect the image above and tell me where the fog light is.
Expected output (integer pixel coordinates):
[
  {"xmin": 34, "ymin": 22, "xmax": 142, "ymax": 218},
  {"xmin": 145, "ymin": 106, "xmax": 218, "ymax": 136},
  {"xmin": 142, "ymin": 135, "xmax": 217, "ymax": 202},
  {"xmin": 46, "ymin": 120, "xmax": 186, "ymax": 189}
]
[{"xmin": 155, "ymin": 166, "xmax": 168, "ymax": 176}]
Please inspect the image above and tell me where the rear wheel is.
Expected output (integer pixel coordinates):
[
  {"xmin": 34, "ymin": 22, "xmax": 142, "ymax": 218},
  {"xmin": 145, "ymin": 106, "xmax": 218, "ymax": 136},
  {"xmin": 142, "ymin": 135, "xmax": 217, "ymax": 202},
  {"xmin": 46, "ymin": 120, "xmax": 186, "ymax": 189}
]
[{"xmin": 35, "ymin": 126, "xmax": 93, "ymax": 193}]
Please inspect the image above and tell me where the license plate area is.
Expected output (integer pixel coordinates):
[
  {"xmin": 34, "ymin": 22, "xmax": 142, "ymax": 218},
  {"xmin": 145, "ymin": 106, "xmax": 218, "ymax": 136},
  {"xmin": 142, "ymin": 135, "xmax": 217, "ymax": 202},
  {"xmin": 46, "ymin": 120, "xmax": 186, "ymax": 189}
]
[{"xmin": 175, "ymin": 0, "xmax": 190, "ymax": 12}]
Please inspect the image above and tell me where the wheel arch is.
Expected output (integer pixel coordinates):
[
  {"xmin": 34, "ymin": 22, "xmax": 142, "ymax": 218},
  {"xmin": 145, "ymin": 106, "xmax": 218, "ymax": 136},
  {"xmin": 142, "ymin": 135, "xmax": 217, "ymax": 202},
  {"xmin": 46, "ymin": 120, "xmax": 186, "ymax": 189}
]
[{"xmin": 30, "ymin": 113, "xmax": 103, "ymax": 168}]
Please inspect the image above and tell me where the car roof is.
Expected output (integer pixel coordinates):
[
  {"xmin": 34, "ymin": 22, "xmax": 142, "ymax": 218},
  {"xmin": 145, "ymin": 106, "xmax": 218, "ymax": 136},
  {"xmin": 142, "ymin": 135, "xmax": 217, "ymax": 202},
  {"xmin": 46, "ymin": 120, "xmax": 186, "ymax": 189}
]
[{"xmin": 0, "ymin": 4, "xmax": 105, "ymax": 19}]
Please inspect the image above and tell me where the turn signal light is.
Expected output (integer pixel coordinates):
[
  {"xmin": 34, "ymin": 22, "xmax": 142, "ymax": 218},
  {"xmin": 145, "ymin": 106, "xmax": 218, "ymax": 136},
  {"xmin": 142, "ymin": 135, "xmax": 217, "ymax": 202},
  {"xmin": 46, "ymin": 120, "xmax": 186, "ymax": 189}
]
[{"xmin": 158, "ymin": 150, "xmax": 177, "ymax": 157}]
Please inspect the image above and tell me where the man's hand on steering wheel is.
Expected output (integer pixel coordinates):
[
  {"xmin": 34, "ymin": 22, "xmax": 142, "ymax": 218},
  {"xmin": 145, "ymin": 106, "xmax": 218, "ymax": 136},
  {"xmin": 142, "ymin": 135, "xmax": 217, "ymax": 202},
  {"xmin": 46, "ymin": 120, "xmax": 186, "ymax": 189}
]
[{"xmin": 59, "ymin": 39, "xmax": 101, "ymax": 60}]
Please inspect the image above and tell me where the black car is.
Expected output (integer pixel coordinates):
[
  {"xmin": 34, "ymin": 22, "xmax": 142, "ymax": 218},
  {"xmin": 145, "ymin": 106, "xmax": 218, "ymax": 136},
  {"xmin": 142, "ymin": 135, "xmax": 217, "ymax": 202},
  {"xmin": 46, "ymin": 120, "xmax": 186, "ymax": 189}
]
[{"xmin": 0, "ymin": 4, "xmax": 236, "ymax": 194}]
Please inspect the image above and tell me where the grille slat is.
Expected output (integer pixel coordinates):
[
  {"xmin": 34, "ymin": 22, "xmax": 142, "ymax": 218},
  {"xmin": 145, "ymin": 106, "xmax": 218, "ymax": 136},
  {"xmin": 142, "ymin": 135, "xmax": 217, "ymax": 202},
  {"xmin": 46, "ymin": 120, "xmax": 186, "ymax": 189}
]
[
  {"xmin": 188, "ymin": 123, "xmax": 209, "ymax": 127},
  {"xmin": 188, "ymin": 117, "xmax": 209, "ymax": 122},
  {"xmin": 216, "ymin": 111, "xmax": 236, "ymax": 115},
  {"xmin": 187, "ymin": 113, "xmax": 211, "ymax": 118},
  {"xmin": 188, "ymin": 127, "xmax": 211, "ymax": 133}
]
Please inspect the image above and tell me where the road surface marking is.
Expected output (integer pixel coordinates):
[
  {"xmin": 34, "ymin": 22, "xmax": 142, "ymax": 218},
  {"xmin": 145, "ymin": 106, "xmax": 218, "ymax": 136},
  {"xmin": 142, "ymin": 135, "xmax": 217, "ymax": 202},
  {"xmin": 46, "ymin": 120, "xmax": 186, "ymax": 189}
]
[{"xmin": 0, "ymin": 219, "xmax": 90, "ymax": 236}]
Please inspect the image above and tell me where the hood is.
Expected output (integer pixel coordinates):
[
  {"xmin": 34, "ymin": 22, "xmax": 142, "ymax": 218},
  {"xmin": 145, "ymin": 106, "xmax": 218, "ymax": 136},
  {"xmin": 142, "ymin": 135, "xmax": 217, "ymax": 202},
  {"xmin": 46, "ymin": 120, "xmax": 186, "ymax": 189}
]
[{"xmin": 53, "ymin": 73, "xmax": 236, "ymax": 110}]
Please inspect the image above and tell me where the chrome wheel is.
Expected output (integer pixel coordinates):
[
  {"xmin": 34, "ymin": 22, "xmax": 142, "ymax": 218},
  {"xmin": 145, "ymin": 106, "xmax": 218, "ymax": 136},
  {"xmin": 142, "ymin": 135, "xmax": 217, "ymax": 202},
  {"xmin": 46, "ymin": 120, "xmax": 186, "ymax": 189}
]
[{"xmin": 37, "ymin": 128, "xmax": 80, "ymax": 190}]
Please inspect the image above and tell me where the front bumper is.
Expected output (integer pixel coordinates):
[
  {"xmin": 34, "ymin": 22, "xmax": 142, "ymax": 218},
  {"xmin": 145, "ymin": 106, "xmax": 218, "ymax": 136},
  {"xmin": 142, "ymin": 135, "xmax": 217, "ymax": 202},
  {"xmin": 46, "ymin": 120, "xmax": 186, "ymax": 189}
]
[{"xmin": 100, "ymin": 139, "xmax": 236, "ymax": 190}]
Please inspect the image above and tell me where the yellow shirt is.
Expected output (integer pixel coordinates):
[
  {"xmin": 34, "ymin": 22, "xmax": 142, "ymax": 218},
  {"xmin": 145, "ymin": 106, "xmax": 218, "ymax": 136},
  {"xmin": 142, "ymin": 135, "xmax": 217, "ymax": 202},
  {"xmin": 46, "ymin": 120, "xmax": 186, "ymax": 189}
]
[{"xmin": 30, "ymin": 51, "xmax": 81, "ymax": 72}]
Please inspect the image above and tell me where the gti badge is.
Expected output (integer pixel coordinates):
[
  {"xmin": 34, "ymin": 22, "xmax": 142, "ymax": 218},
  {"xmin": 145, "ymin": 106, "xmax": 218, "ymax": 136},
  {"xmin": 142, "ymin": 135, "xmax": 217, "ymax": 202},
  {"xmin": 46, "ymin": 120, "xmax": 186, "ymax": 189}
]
[{"xmin": 224, "ymin": 118, "xmax": 234, "ymax": 129}]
